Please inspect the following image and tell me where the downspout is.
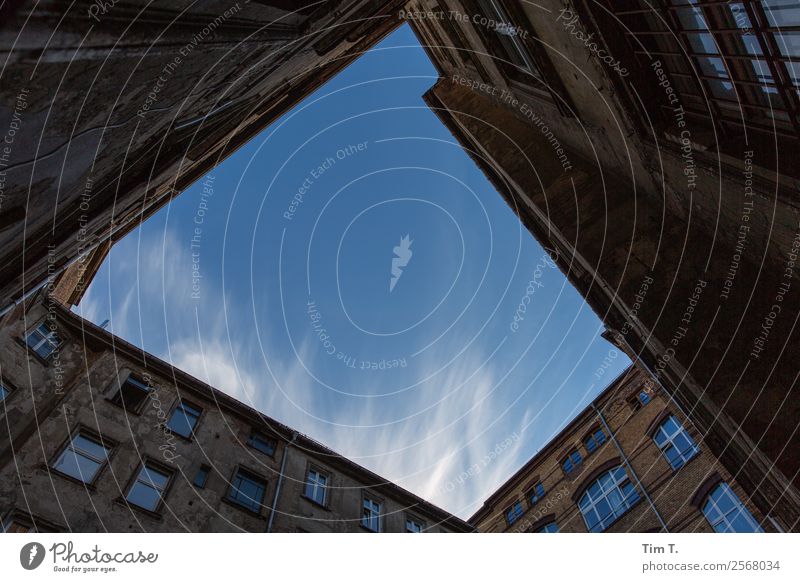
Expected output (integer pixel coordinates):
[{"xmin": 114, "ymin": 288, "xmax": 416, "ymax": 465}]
[
  {"xmin": 266, "ymin": 431, "xmax": 298, "ymax": 532},
  {"xmin": 590, "ymin": 403, "xmax": 669, "ymax": 532}
]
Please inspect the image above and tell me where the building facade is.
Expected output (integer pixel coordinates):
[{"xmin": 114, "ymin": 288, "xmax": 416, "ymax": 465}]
[
  {"xmin": 0, "ymin": 295, "xmax": 470, "ymax": 533},
  {"xmin": 405, "ymin": 0, "xmax": 800, "ymax": 529},
  {"xmin": 0, "ymin": 0, "xmax": 405, "ymax": 310},
  {"xmin": 470, "ymin": 364, "xmax": 778, "ymax": 533}
]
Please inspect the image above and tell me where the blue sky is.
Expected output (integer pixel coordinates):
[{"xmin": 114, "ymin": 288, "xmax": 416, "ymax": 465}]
[{"xmin": 76, "ymin": 24, "xmax": 630, "ymax": 518}]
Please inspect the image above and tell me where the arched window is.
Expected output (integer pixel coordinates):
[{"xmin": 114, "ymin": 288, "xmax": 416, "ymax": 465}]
[
  {"xmin": 702, "ymin": 482, "xmax": 763, "ymax": 532},
  {"xmin": 536, "ymin": 521, "xmax": 558, "ymax": 533},
  {"xmin": 578, "ymin": 466, "xmax": 640, "ymax": 532},
  {"xmin": 653, "ymin": 415, "xmax": 699, "ymax": 469}
]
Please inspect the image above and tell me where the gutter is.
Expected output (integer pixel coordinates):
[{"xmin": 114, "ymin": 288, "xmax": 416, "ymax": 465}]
[
  {"xmin": 591, "ymin": 403, "xmax": 669, "ymax": 532},
  {"xmin": 266, "ymin": 432, "xmax": 299, "ymax": 532}
]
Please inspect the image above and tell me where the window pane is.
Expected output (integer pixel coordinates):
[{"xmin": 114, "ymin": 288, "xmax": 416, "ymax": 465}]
[
  {"xmin": 0, "ymin": 385, "xmax": 8, "ymax": 401},
  {"xmin": 53, "ymin": 449, "xmax": 102, "ymax": 482},
  {"xmin": 166, "ymin": 403, "xmax": 200, "ymax": 438},
  {"xmin": 776, "ymin": 32, "xmax": 800, "ymax": 57},
  {"xmin": 73, "ymin": 435, "xmax": 109, "ymax": 461},
  {"xmin": 141, "ymin": 466, "xmax": 170, "ymax": 490},
  {"xmin": 764, "ymin": 0, "xmax": 800, "ymax": 26},
  {"xmin": 248, "ymin": 434, "xmax": 276, "ymax": 456},
  {"xmin": 127, "ymin": 482, "xmax": 161, "ymax": 511}
]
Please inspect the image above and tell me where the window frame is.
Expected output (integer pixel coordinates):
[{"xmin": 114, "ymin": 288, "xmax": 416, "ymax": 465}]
[
  {"xmin": 561, "ymin": 448, "xmax": 584, "ymax": 474},
  {"xmin": 701, "ymin": 482, "xmax": 764, "ymax": 533},
  {"xmin": 583, "ymin": 426, "xmax": 608, "ymax": 455},
  {"xmin": 193, "ymin": 464, "xmax": 211, "ymax": 489},
  {"xmin": 165, "ymin": 399, "xmax": 203, "ymax": 440},
  {"xmin": 303, "ymin": 465, "xmax": 330, "ymax": 507},
  {"xmin": 405, "ymin": 513, "xmax": 426, "ymax": 533},
  {"xmin": 49, "ymin": 427, "xmax": 115, "ymax": 486},
  {"xmin": 505, "ymin": 499, "xmax": 524, "ymax": 525},
  {"xmin": 226, "ymin": 466, "xmax": 268, "ymax": 515},
  {"xmin": 247, "ymin": 431, "xmax": 277, "ymax": 457},
  {"xmin": 576, "ymin": 465, "xmax": 641, "ymax": 532},
  {"xmin": 124, "ymin": 459, "xmax": 174, "ymax": 515},
  {"xmin": 23, "ymin": 320, "xmax": 62, "ymax": 361},
  {"xmin": 652, "ymin": 414, "xmax": 700, "ymax": 470},
  {"xmin": 108, "ymin": 372, "xmax": 153, "ymax": 415},
  {"xmin": 527, "ymin": 480, "xmax": 546, "ymax": 506},
  {"xmin": 361, "ymin": 494, "xmax": 383, "ymax": 532}
]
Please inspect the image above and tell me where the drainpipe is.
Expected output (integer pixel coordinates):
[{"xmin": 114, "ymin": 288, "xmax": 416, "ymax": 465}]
[
  {"xmin": 266, "ymin": 432, "xmax": 298, "ymax": 532},
  {"xmin": 591, "ymin": 403, "xmax": 669, "ymax": 532}
]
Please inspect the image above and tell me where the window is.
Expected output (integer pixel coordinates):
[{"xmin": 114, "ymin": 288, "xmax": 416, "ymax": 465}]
[
  {"xmin": 362, "ymin": 497, "xmax": 381, "ymax": 532},
  {"xmin": 304, "ymin": 468, "xmax": 328, "ymax": 506},
  {"xmin": 578, "ymin": 466, "xmax": 640, "ymax": 532},
  {"xmin": 127, "ymin": 464, "xmax": 172, "ymax": 512},
  {"xmin": 602, "ymin": 0, "xmax": 800, "ymax": 142},
  {"xmin": 228, "ymin": 467, "xmax": 267, "ymax": 513},
  {"xmin": 702, "ymin": 482, "xmax": 763, "ymax": 533},
  {"xmin": 51, "ymin": 432, "xmax": 111, "ymax": 484},
  {"xmin": 474, "ymin": 0, "xmax": 540, "ymax": 76},
  {"xmin": 528, "ymin": 481, "xmax": 545, "ymax": 505},
  {"xmin": 247, "ymin": 432, "xmax": 276, "ymax": 456},
  {"xmin": 110, "ymin": 375, "xmax": 151, "ymax": 413},
  {"xmin": 406, "ymin": 516, "xmax": 425, "ymax": 532},
  {"xmin": 166, "ymin": 401, "xmax": 202, "ymax": 438},
  {"xmin": 505, "ymin": 500, "xmax": 524, "ymax": 525},
  {"xmin": 0, "ymin": 383, "xmax": 10, "ymax": 402},
  {"xmin": 653, "ymin": 415, "xmax": 700, "ymax": 469},
  {"xmin": 637, "ymin": 390, "xmax": 652, "ymax": 406},
  {"xmin": 561, "ymin": 449, "xmax": 583, "ymax": 473},
  {"xmin": 25, "ymin": 322, "xmax": 61, "ymax": 360},
  {"xmin": 584, "ymin": 428, "xmax": 607, "ymax": 454},
  {"xmin": 193, "ymin": 465, "xmax": 210, "ymax": 488},
  {"xmin": 536, "ymin": 521, "xmax": 559, "ymax": 533}
]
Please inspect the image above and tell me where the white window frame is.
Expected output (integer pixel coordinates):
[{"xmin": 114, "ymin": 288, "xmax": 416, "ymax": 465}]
[
  {"xmin": 25, "ymin": 321, "xmax": 61, "ymax": 360},
  {"xmin": 304, "ymin": 468, "xmax": 328, "ymax": 506},
  {"xmin": 126, "ymin": 463, "xmax": 171, "ymax": 512},
  {"xmin": 362, "ymin": 496, "xmax": 382, "ymax": 532},
  {"xmin": 578, "ymin": 467, "xmax": 640, "ymax": 532},
  {"xmin": 51, "ymin": 431, "xmax": 111, "ymax": 484},
  {"xmin": 702, "ymin": 482, "xmax": 764, "ymax": 533},
  {"xmin": 653, "ymin": 415, "xmax": 700, "ymax": 469}
]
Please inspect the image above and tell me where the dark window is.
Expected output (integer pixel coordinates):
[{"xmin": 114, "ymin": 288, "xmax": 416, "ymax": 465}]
[
  {"xmin": 505, "ymin": 500, "xmax": 524, "ymax": 525},
  {"xmin": 528, "ymin": 481, "xmax": 545, "ymax": 505},
  {"xmin": 474, "ymin": 0, "xmax": 540, "ymax": 76},
  {"xmin": 654, "ymin": 415, "xmax": 700, "ymax": 469},
  {"xmin": 52, "ymin": 432, "xmax": 111, "ymax": 483},
  {"xmin": 602, "ymin": 0, "xmax": 800, "ymax": 142},
  {"xmin": 406, "ymin": 517, "xmax": 425, "ymax": 533},
  {"xmin": 166, "ymin": 401, "xmax": 202, "ymax": 438},
  {"xmin": 110, "ymin": 375, "xmax": 151, "ymax": 412},
  {"xmin": 25, "ymin": 322, "xmax": 61, "ymax": 360},
  {"xmin": 362, "ymin": 497, "xmax": 381, "ymax": 532},
  {"xmin": 193, "ymin": 465, "xmax": 210, "ymax": 488},
  {"xmin": 247, "ymin": 432, "xmax": 276, "ymax": 456},
  {"xmin": 561, "ymin": 449, "xmax": 583, "ymax": 473},
  {"xmin": 304, "ymin": 468, "xmax": 328, "ymax": 505},
  {"xmin": 127, "ymin": 464, "xmax": 171, "ymax": 512},
  {"xmin": 228, "ymin": 467, "xmax": 267, "ymax": 513},
  {"xmin": 584, "ymin": 428, "xmax": 607, "ymax": 454}
]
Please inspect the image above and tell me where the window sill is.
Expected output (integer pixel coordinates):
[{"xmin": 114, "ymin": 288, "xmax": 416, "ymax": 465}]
[
  {"xmin": 221, "ymin": 496, "xmax": 266, "ymax": 519},
  {"xmin": 16, "ymin": 338, "xmax": 54, "ymax": 367},
  {"xmin": 114, "ymin": 497, "xmax": 163, "ymax": 521},
  {"xmin": 300, "ymin": 495, "xmax": 330, "ymax": 511},
  {"xmin": 359, "ymin": 523, "xmax": 380, "ymax": 533},
  {"xmin": 42, "ymin": 464, "xmax": 99, "ymax": 491},
  {"xmin": 104, "ymin": 397, "xmax": 144, "ymax": 416}
]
